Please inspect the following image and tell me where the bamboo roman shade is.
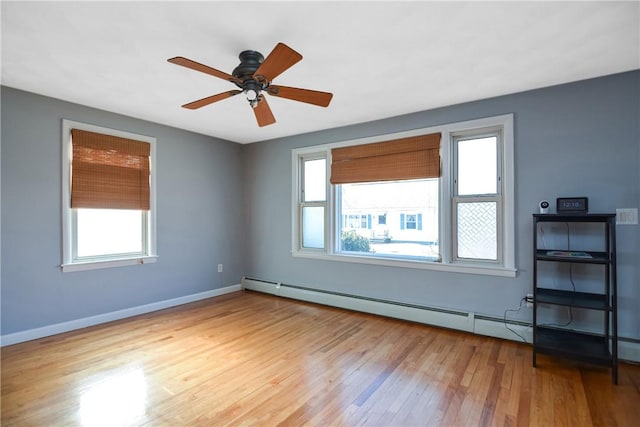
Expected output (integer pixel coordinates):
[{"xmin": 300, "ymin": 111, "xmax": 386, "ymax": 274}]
[
  {"xmin": 330, "ymin": 132, "xmax": 441, "ymax": 184},
  {"xmin": 70, "ymin": 129, "xmax": 151, "ymax": 210}
]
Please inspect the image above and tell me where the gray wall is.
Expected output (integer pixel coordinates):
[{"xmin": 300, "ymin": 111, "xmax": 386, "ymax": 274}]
[
  {"xmin": 243, "ymin": 71, "xmax": 640, "ymax": 340},
  {"xmin": 1, "ymin": 87, "xmax": 245, "ymax": 335},
  {"xmin": 2, "ymin": 71, "xmax": 638, "ymax": 341}
]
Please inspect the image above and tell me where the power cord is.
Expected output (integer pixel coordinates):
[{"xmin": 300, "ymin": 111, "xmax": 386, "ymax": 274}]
[
  {"xmin": 539, "ymin": 224, "xmax": 548, "ymax": 251},
  {"xmin": 539, "ymin": 222, "xmax": 575, "ymax": 328},
  {"xmin": 564, "ymin": 222, "xmax": 576, "ymax": 326},
  {"xmin": 531, "ymin": 222, "xmax": 578, "ymax": 333},
  {"xmin": 504, "ymin": 297, "xmax": 528, "ymax": 343}
]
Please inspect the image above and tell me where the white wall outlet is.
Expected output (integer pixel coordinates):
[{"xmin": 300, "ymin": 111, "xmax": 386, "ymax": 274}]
[
  {"xmin": 616, "ymin": 208, "xmax": 638, "ymax": 225},
  {"xmin": 218, "ymin": 264, "xmax": 223, "ymax": 273}
]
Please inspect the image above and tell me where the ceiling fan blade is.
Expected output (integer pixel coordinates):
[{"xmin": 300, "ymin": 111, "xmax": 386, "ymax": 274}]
[
  {"xmin": 254, "ymin": 43, "xmax": 302, "ymax": 82},
  {"xmin": 267, "ymin": 85, "xmax": 333, "ymax": 107},
  {"xmin": 168, "ymin": 56, "xmax": 242, "ymax": 84},
  {"xmin": 253, "ymin": 96, "xmax": 276, "ymax": 127},
  {"xmin": 182, "ymin": 90, "xmax": 241, "ymax": 109}
]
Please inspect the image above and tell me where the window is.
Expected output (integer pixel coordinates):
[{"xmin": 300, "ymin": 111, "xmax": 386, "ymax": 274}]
[
  {"xmin": 344, "ymin": 214, "xmax": 368, "ymax": 229},
  {"xmin": 292, "ymin": 114, "xmax": 515, "ymax": 276},
  {"xmin": 338, "ymin": 180, "xmax": 438, "ymax": 259},
  {"xmin": 62, "ymin": 120, "xmax": 157, "ymax": 272},
  {"xmin": 75, "ymin": 209, "xmax": 146, "ymax": 258},
  {"xmin": 403, "ymin": 213, "xmax": 418, "ymax": 230},
  {"xmin": 452, "ymin": 132, "xmax": 502, "ymax": 262},
  {"xmin": 298, "ymin": 156, "xmax": 326, "ymax": 250}
]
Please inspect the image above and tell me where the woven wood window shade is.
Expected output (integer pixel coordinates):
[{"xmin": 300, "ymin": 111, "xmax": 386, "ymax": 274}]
[
  {"xmin": 330, "ymin": 133, "xmax": 441, "ymax": 184},
  {"xmin": 71, "ymin": 129, "xmax": 151, "ymax": 210}
]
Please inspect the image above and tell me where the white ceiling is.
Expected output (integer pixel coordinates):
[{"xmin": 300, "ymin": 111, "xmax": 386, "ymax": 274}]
[{"xmin": 2, "ymin": 1, "xmax": 639, "ymax": 144}]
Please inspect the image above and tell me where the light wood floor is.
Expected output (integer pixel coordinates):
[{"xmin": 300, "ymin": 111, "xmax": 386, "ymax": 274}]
[{"xmin": 2, "ymin": 290, "xmax": 639, "ymax": 426}]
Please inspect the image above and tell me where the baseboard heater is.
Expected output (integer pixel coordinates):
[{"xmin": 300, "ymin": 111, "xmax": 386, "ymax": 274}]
[{"xmin": 241, "ymin": 276, "xmax": 533, "ymax": 344}]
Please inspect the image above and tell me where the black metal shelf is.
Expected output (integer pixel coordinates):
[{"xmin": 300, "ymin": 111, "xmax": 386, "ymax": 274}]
[
  {"xmin": 535, "ymin": 288, "xmax": 609, "ymax": 311},
  {"xmin": 533, "ymin": 213, "xmax": 617, "ymax": 223},
  {"xmin": 532, "ymin": 213, "xmax": 617, "ymax": 384},
  {"xmin": 535, "ymin": 326, "xmax": 612, "ymax": 365},
  {"xmin": 535, "ymin": 249, "xmax": 609, "ymax": 264}
]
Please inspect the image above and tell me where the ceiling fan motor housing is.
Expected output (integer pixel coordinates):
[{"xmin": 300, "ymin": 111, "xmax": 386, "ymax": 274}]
[{"xmin": 233, "ymin": 50, "xmax": 267, "ymax": 86}]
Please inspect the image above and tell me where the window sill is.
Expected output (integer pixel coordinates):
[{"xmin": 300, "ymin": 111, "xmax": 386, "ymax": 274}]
[
  {"xmin": 292, "ymin": 251, "xmax": 517, "ymax": 277},
  {"xmin": 61, "ymin": 255, "xmax": 158, "ymax": 273}
]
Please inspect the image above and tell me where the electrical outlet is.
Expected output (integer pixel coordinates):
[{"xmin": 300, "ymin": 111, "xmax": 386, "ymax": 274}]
[
  {"xmin": 616, "ymin": 208, "xmax": 638, "ymax": 225},
  {"xmin": 526, "ymin": 293, "xmax": 534, "ymax": 308},
  {"xmin": 217, "ymin": 264, "xmax": 223, "ymax": 273}
]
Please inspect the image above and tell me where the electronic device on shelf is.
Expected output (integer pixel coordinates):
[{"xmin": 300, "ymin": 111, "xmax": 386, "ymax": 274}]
[
  {"xmin": 545, "ymin": 250, "xmax": 592, "ymax": 258},
  {"xmin": 539, "ymin": 200, "xmax": 550, "ymax": 214},
  {"xmin": 556, "ymin": 197, "xmax": 588, "ymax": 213}
]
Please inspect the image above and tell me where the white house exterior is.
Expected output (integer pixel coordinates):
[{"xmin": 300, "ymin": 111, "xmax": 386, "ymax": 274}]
[{"xmin": 339, "ymin": 179, "xmax": 439, "ymax": 246}]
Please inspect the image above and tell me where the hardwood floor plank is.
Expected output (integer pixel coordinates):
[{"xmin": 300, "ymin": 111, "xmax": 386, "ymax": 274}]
[{"xmin": 2, "ymin": 290, "xmax": 639, "ymax": 426}]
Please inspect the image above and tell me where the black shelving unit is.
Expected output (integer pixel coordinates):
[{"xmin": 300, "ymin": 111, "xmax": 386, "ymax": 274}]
[{"xmin": 532, "ymin": 213, "xmax": 617, "ymax": 384}]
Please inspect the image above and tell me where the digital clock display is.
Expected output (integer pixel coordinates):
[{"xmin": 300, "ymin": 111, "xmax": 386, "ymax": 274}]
[{"xmin": 556, "ymin": 197, "xmax": 588, "ymax": 213}]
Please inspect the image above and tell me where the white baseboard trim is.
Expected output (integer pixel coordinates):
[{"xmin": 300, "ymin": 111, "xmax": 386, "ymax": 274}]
[
  {"xmin": 242, "ymin": 277, "xmax": 640, "ymax": 363},
  {"xmin": 1, "ymin": 284, "xmax": 242, "ymax": 347}
]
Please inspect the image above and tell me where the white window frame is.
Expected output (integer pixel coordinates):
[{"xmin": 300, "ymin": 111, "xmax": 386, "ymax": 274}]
[
  {"xmin": 291, "ymin": 114, "xmax": 516, "ymax": 277},
  {"xmin": 297, "ymin": 153, "xmax": 329, "ymax": 251},
  {"xmin": 61, "ymin": 119, "xmax": 158, "ymax": 272},
  {"xmin": 451, "ymin": 128, "xmax": 503, "ymax": 264}
]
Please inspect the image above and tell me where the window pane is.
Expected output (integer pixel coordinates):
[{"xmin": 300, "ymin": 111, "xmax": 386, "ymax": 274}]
[
  {"xmin": 457, "ymin": 202, "xmax": 497, "ymax": 260},
  {"xmin": 77, "ymin": 209, "xmax": 143, "ymax": 257},
  {"xmin": 303, "ymin": 159, "xmax": 326, "ymax": 202},
  {"xmin": 345, "ymin": 214, "xmax": 369, "ymax": 229},
  {"xmin": 339, "ymin": 180, "xmax": 439, "ymax": 259},
  {"xmin": 457, "ymin": 136, "xmax": 497, "ymax": 195},
  {"xmin": 302, "ymin": 206, "xmax": 324, "ymax": 249}
]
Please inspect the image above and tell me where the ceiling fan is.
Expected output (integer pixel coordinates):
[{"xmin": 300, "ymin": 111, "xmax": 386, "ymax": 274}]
[{"xmin": 168, "ymin": 42, "xmax": 333, "ymax": 127}]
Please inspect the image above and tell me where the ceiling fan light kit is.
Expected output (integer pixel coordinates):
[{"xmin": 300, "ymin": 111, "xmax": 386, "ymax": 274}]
[{"xmin": 168, "ymin": 43, "xmax": 333, "ymax": 127}]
